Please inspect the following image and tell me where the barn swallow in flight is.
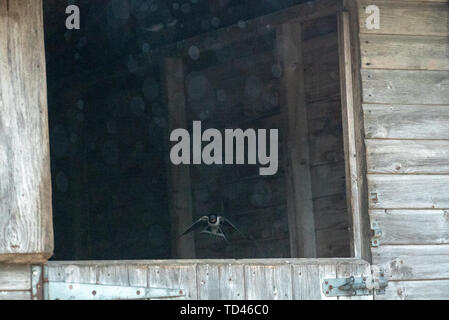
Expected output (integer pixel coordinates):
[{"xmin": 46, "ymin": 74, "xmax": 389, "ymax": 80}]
[{"xmin": 178, "ymin": 214, "xmax": 245, "ymax": 241}]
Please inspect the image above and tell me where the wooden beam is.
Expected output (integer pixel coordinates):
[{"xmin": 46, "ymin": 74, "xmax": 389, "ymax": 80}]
[
  {"xmin": 0, "ymin": 0, "xmax": 53, "ymax": 263},
  {"xmin": 338, "ymin": 4, "xmax": 371, "ymax": 261},
  {"xmin": 164, "ymin": 58, "xmax": 196, "ymax": 259},
  {"xmin": 147, "ymin": 0, "xmax": 342, "ymax": 62},
  {"xmin": 277, "ymin": 23, "xmax": 317, "ymax": 258}
]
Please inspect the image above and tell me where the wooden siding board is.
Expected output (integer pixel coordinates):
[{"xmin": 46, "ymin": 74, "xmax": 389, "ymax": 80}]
[
  {"xmin": 370, "ymin": 210, "xmax": 449, "ymax": 245},
  {"xmin": 0, "ymin": 291, "xmax": 32, "ymax": 300},
  {"xmin": 372, "ymin": 245, "xmax": 449, "ymax": 281},
  {"xmin": 360, "ymin": 34, "xmax": 449, "ymax": 71},
  {"xmin": 361, "ymin": 70, "xmax": 449, "ymax": 105},
  {"xmin": 368, "ymin": 174, "xmax": 449, "ymax": 209},
  {"xmin": 363, "ymin": 104, "xmax": 449, "ymax": 140},
  {"xmin": 366, "ymin": 140, "xmax": 449, "ymax": 174},
  {"xmin": 358, "ymin": 0, "xmax": 449, "ymax": 36},
  {"xmin": 0, "ymin": 265, "xmax": 31, "ymax": 291},
  {"xmin": 377, "ymin": 280, "xmax": 449, "ymax": 300}
]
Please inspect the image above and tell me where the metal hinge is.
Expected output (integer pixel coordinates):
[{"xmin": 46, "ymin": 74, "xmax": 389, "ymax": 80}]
[
  {"xmin": 371, "ymin": 220, "xmax": 382, "ymax": 247},
  {"xmin": 44, "ymin": 282, "xmax": 185, "ymax": 300},
  {"xmin": 32, "ymin": 265, "xmax": 185, "ymax": 300},
  {"xmin": 322, "ymin": 266, "xmax": 388, "ymax": 297}
]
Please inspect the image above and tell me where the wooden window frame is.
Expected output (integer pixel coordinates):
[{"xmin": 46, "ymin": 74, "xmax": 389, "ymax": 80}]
[{"xmin": 160, "ymin": 0, "xmax": 371, "ymax": 261}]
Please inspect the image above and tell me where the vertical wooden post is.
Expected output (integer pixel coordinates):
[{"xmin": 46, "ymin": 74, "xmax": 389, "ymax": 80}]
[
  {"xmin": 164, "ymin": 57, "xmax": 196, "ymax": 258},
  {"xmin": 338, "ymin": 6, "xmax": 371, "ymax": 261},
  {"xmin": 277, "ymin": 23, "xmax": 317, "ymax": 258},
  {"xmin": 0, "ymin": 0, "xmax": 53, "ymax": 263}
]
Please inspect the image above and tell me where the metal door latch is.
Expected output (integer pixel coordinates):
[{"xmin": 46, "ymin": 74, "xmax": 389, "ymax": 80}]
[{"xmin": 322, "ymin": 274, "xmax": 388, "ymax": 297}]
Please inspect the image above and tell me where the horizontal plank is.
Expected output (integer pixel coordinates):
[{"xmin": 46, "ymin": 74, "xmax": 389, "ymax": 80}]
[
  {"xmin": 358, "ymin": 1, "xmax": 449, "ymax": 36},
  {"xmin": 370, "ymin": 210, "xmax": 449, "ymax": 245},
  {"xmin": 363, "ymin": 104, "xmax": 449, "ymax": 139},
  {"xmin": 366, "ymin": 140, "xmax": 449, "ymax": 174},
  {"xmin": 360, "ymin": 34, "xmax": 449, "ymax": 70},
  {"xmin": 372, "ymin": 245, "xmax": 449, "ymax": 280},
  {"xmin": 377, "ymin": 280, "xmax": 449, "ymax": 300},
  {"xmin": 0, "ymin": 291, "xmax": 31, "ymax": 300},
  {"xmin": 362, "ymin": 70, "xmax": 449, "ymax": 105},
  {"xmin": 0, "ymin": 265, "xmax": 31, "ymax": 291},
  {"xmin": 368, "ymin": 174, "xmax": 449, "ymax": 209}
]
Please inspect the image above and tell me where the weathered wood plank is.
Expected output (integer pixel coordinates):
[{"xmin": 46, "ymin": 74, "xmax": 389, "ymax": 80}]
[
  {"xmin": 361, "ymin": 34, "xmax": 449, "ymax": 70},
  {"xmin": 370, "ymin": 210, "xmax": 449, "ymax": 245},
  {"xmin": 45, "ymin": 259, "xmax": 371, "ymax": 300},
  {"xmin": 377, "ymin": 280, "xmax": 449, "ymax": 300},
  {"xmin": 366, "ymin": 140, "xmax": 449, "ymax": 174},
  {"xmin": 372, "ymin": 245, "xmax": 449, "ymax": 281},
  {"xmin": 244, "ymin": 264, "xmax": 292, "ymax": 299},
  {"xmin": 368, "ymin": 174, "xmax": 449, "ymax": 209},
  {"xmin": 362, "ymin": 70, "xmax": 449, "ymax": 105},
  {"xmin": 47, "ymin": 263, "xmax": 97, "ymax": 284},
  {"xmin": 358, "ymin": 1, "xmax": 449, "ymax": 36},
  {"xmin": 342, "ymin": 1, "xmax": 372, "ymax": 262},
  {"xmin": 277, "ymin": 22, "xmax": 316, "ymax": 258},
  {"xmin": 148, "ymin": 264, "xmax": 198, "ymax": 300},
  {"xmin": 0, "ymin": 291, "xmax": 31, "ymax": 300},
  {"xmin": 0, "ymin": 0, "xmax": 53, "ymax": 263},
  {"xmin": 364, "ymin": 104, "xmax": 449, "ymax": 139},
  {"xmin": 0, "ymin": 265, "xmax": 31, "ymax": 291},
  {"xmin": 292, "ymin": 263, "xmax": 337, "ymax": 300},
  {"xmin": 197, "ymin": 264, "xmax": 245, "ymax": 300}
]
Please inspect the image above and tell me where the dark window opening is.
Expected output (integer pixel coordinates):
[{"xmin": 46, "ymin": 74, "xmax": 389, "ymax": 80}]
[{"xmin": 44, "ymin": 0, "xmax": 350, "ymax": 261}]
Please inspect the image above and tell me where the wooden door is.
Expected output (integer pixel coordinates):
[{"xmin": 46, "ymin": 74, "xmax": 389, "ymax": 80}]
[{"xmin": 41, "ymin": 259, "xmax": 373, "ymax": 300}]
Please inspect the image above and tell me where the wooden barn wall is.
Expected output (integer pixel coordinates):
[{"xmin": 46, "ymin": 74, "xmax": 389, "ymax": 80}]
[{"xmin": 355, "ymin": 0, "xmax": 449, "ymax": 299}]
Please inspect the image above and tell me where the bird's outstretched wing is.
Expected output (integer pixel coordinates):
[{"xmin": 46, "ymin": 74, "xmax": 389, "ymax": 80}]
[
  {"xmin": 221, "ymin": 217, "xmax": 247, "ymax": 239},
  {"xmin": 178, "ymin": 216, "xmax": 208, "ymax": 238}
]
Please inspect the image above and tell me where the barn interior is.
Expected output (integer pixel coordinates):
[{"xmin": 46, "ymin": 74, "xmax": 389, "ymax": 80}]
[{"xmin": 44, "ymin": 0, "xmax": 350, "ymax": 261}]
